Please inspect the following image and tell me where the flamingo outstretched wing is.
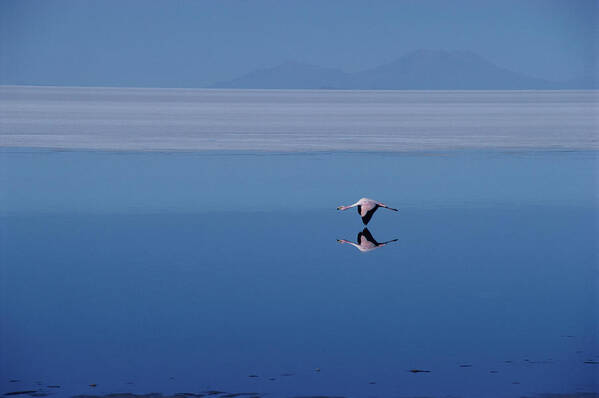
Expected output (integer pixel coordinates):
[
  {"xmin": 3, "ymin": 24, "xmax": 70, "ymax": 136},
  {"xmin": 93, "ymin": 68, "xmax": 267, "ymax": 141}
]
[
  {"xmin": 360, "ymin": 205, "xmax": 378, "ymax": 225},
  {"xmin": 358, "ymin": 228, "xmax": 379, "ymax": 246}
]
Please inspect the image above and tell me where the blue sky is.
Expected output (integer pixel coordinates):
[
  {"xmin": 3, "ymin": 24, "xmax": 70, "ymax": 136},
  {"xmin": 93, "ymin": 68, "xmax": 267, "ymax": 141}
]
[{"xmin": 0, "ymin": 0, "xmax": 596, "ymax": 87}]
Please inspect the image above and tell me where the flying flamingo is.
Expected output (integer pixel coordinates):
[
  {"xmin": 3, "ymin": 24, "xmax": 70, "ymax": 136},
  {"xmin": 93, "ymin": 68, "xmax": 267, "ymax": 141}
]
[
  {"xmin": 337, "ymin": 228, "xmax": 398, "ymax": 252},
  {"xmin": 337, "ymin": 197, "xmax": 398, "ymax": 225}
]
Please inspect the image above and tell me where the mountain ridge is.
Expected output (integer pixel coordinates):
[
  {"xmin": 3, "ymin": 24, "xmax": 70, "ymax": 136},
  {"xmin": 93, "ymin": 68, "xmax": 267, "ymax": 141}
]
[{"xmin": 210, "ymin": 50, "xmax": 596, "ymax": 90}]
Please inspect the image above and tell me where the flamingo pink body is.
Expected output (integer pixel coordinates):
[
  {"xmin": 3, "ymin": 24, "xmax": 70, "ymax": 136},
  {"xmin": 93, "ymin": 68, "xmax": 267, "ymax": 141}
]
[{"xmin": 336, "ymin": 197, "xmax": 398, "ymax": 225}]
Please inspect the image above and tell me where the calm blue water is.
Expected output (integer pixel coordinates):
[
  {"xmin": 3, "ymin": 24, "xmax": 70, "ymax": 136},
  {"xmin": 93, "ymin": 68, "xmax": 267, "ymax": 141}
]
[{"xmin": 1, "ymin": 149, "xmax": 597, "ymax": 398}]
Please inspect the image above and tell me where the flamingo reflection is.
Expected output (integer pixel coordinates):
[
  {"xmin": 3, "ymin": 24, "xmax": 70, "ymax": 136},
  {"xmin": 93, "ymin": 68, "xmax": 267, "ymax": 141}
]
[{"xmin": 337, "ymin": 228, "xmax": 398, "ymax": 252}]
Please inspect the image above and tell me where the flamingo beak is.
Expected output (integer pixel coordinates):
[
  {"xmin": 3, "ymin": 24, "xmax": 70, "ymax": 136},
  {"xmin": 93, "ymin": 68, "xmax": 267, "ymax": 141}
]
[{"xmin": 336, "ymin": 206, "xmax": 342, "ymax": 210}]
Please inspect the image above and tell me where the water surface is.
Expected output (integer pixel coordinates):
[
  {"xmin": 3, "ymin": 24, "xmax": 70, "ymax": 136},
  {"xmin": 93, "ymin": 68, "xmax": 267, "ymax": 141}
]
[{"xmin": 1, "ymin": 150, "xmax": 597, "ymax": 397}]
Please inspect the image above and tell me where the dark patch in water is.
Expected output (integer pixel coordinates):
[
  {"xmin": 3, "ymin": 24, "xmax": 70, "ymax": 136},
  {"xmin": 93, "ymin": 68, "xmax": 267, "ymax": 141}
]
[
  {"xmin": 408, "ymin": 369, "xmax": 431, "ymax": 373},
  {"xmin": 4, "ymin": 392, "xmax": 38, "ymax": 396},
  {"xmin": 583, "ymin": 361, "xmax": 598, "ymax": 364},
  {"xmin": 459, "ymin": 364, "xmax": 472, "ymax": 367},
  {"xmin": 47, "ymin": 386, "xmax": 60, "ymax": 389}
]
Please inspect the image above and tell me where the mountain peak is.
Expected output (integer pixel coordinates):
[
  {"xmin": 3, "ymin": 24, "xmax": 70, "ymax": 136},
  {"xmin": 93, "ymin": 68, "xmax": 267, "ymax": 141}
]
[{"xmin": 210, "ymin": 50, "xmax": 587, "ymax": 90}]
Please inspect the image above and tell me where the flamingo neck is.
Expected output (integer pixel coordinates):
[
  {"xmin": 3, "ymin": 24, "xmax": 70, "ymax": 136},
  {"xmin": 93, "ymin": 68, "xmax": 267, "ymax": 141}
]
[{"xmin": 339, "ymin": 240, "xmax": 361, "ymax": 250}]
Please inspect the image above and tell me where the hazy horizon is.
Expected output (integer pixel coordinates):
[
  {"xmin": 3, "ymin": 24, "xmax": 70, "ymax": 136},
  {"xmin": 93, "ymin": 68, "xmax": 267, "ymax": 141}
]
[
  {"xmin": 1, "ymin": 0, "xmax": 597, "ymax": 88},
  {"xmin": 2, "ymin": 48, "xmax": 594, "ymax": 90}
]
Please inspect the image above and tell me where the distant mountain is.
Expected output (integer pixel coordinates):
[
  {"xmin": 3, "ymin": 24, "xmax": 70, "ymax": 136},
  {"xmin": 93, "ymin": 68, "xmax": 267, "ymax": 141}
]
[
  {"xmin": 350, "ymin": 50, "xmax": 554, "ymax": 89},
  {"xmin": 210, "ymin": 50, "xmax": 593, "ymax": 90},
  {"xmin": 210, "ymin": 61, "xmax": 351, "ymax": 89}
]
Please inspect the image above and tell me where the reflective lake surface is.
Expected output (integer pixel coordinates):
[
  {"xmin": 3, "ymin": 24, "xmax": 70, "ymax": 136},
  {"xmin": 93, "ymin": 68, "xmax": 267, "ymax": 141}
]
[{"xmin": 0, "ymin": 150, "xmax": 598, "ymax": 398}]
